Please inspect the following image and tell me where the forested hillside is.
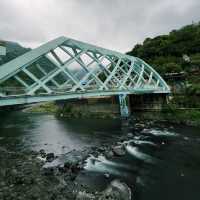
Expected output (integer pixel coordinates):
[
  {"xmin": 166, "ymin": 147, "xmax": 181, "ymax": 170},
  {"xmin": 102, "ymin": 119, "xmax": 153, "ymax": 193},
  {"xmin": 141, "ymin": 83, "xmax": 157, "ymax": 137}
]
[
  {"xmin": 127, "ymin": 22, "xmax": 200, "ymax": 125},
  {"xmin": 127, "ymin": 22, "xmax": 200, "ymax": 75},
  {"xmin": 127, "ymin": 22, "xmax": 200, "ymax": 97},
  {"xmin": 0, "ymin": 41, "xmax": 30, "ymax": 65}
]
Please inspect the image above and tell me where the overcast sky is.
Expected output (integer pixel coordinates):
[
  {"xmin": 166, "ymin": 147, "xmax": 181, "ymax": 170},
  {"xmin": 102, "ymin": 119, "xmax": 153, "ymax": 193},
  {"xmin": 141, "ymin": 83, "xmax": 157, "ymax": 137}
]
[{"xmin": 0, "ymin": 0, "xmax": 199, "ymax": 52}]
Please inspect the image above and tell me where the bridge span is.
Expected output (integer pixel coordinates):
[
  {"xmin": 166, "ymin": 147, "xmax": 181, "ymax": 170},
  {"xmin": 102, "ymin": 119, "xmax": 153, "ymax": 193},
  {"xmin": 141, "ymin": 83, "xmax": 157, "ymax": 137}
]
[{"xmin": 0, "ymin": 36, "xmax": 170, "ymax": 116}]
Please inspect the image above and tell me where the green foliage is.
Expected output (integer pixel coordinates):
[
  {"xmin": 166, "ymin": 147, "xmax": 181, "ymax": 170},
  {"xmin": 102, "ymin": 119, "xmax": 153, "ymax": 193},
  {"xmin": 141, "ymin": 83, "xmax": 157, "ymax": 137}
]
[
  {"xmin": 165, "ymin": 63, "xmax": 183, "ymax": 73},
  {"xmin": 127, "ymin": 22, "xmax": 200, "ymax": 125},
  {"xmin": 63, "ymin": 104, "xmax": 72, "ymax": 113},
  {"xmin": 127, "ymin": 22, "xmax": 200, "ymax": 74},
  {"xmin": 26, "ymin": 102, "xmax": 59, "ymax": 113},
  {"xmin": 163, "ymin": 108, "xmax": 200, "ymax": 125},
  {"xmin": 186, "ymin": 83, "xmax": 200, "ymax": 95}
]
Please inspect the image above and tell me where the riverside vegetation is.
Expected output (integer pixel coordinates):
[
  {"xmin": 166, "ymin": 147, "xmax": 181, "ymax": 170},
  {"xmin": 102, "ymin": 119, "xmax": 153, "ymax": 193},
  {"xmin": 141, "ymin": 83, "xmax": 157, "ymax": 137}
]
[{"xmin": 127, "ymin": 22, "xmax": 200, "ymax": 126}]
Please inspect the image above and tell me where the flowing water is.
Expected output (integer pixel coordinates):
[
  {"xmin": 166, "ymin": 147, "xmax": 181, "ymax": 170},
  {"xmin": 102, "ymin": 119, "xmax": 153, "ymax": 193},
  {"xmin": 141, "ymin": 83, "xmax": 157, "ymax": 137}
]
[{"xmin": 0, "ymin": 111, "xmax": 200, "ymax": 200}]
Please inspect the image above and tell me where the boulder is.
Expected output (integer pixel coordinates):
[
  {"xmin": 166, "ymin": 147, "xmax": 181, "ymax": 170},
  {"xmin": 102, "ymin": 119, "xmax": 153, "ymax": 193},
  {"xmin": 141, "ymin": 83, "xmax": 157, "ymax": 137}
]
[
  {"xmin": 127, "ymin": 133, "xmax": 134, "ymax": 138},
  {"xmin": 99, "ymin": 179, "xmax": 131, "ymax": 200},
  {"xmin": 76, "ymin": 191, "xmax": 95, "ymax": 200},
  {"xmin": 63, "ymin": 149, "xmax": 89, "ymax": 171},
  {"xmin": 104, "ymin": 150, "xmax": 114, "ymax": 158},
  {"xmin": 39, "ymin": 149, "xmax": 46, "ymax": 158},
  {"xmin": 42, "ymin": 149, "xmax": 89, "ymax": 175},
  {"xmin": 46, "ymin": 153, "xmax": 55, "ymax": 162},
  {"xmin": 104, "ymin": 173, "xmax": 110, "ymax": 179},
  {"xmin": 134, "ymin": 123, "xmax": 145, "ymax": 129},
  {"xmin": 112, "ymin": 146, "xmax": 126, "ymax": 157},
  {"xmin": 42, "ymin": 166, "xmax": 54, "ymax": 176}
]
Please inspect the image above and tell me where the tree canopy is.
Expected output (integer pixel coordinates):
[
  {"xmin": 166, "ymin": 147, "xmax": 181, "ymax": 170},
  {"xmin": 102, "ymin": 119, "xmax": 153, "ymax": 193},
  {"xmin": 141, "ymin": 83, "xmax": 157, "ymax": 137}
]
[{"xmin": 127, "ymin": 22, "xmax": 200, "ymax": 75}]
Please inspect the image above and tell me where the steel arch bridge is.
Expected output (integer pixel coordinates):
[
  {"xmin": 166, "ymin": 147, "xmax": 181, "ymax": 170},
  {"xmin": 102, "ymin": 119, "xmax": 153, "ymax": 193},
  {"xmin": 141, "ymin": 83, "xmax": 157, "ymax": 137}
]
[{"xmin": 0, "ymin": 36, "xmax": 170, "ymax": 107}]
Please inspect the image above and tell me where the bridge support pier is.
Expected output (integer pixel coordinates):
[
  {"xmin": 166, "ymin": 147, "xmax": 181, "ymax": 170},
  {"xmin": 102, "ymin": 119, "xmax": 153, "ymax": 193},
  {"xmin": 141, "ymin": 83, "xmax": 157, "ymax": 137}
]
[{"xmin": 118, "ymin": 94, "xmax": 130, "ymax": 118}]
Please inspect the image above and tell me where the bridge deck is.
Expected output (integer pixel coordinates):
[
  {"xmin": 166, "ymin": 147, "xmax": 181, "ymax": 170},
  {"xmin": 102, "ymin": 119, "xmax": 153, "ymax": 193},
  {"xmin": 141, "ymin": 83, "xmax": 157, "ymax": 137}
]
[{"xmin": 0, "ymin": 89, "xmax": 168, "ymax": 106}]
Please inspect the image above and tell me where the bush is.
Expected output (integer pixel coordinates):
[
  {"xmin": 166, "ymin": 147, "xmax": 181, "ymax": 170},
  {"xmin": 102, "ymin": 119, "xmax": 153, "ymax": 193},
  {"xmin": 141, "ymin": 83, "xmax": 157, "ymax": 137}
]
[{"xmin": 164, "ymin": 63, "xmax": 183, "ymax": 73}]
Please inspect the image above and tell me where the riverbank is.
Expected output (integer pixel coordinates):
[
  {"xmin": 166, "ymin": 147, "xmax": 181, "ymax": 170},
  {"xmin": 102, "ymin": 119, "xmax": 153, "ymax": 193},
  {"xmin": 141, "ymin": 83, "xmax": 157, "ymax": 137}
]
[
  {"xmin": 24, "ymin": 101, "xmax": 119, "ymax": 119},
  {"xmin": 23, "ymin": 102, "xmax": 59, "ymax": 113},
  {"xmin": 133, "ymin": 108, "xmax": 200, "ymax": 127},
  {"xmin": 25, "ymin": 102, "xmax": 200, "ymax": 127}
]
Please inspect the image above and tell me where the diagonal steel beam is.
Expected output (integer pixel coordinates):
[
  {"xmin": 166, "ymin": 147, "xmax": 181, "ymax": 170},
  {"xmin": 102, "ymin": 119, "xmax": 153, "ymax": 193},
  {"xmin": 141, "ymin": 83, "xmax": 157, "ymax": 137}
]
[
  {"xmin": 60, "ymin": 46, "xmax": 108, "ymax": 90},
  {"xmin": 25, "ymin": 50, "xmax": 86, "ymax": 94},
  {"xmin": 45, "ymin": 54, "xmax": 85, "ymax": 91},
  {"xmin": 36, "ymin": 63, "xmax": 60, "ymax": 88},
  {"xmin": 23, "ymin": 68, "xmax": 52, "ymax": 94},
  {"xmin": 119, "ymin": 60, "xmax": 136, "ymax": 89},
  {"xmin": 0, "ymin": 37, "xmax": 67, "ymax": 83},
  {"xmin": 99, "ymin": 58, "xmax": 121, "ymax": 90},
  {"xmin": 85, "ymin": 52, "xmax": 124, "ymax": 88},
  {"xmin": 14, "ymin": 75, "xmax": 29, "ymax": 88}
]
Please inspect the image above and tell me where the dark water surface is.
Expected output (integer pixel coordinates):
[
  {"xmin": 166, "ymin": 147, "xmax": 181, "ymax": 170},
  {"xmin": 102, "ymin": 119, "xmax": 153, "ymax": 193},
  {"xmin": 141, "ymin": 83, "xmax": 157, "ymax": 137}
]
[{"xmin": 0, "ymin": 111, "xmax": 200, "ymax": 200}]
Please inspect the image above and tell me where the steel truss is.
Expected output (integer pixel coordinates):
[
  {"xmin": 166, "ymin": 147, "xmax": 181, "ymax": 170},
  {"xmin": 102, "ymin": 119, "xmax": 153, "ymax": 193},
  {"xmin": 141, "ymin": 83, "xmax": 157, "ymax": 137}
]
[{"xmin": 0, "ymin": 36, "xmax": 170, "ymax": 106}]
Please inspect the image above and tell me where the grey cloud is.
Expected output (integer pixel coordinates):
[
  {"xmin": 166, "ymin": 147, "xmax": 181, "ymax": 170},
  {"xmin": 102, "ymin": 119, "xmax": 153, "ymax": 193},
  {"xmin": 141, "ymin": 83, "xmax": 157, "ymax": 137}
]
[{"xmin": 0, "ymin": 0, "xmax": 199, "ymax": 52}]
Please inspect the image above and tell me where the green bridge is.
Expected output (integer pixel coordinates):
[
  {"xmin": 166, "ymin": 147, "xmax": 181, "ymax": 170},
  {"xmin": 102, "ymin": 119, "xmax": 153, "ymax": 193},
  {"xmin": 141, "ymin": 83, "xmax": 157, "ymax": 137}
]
[{"xmin": 0, "ymin": 37, "xmax": 170, "ymax": 116}]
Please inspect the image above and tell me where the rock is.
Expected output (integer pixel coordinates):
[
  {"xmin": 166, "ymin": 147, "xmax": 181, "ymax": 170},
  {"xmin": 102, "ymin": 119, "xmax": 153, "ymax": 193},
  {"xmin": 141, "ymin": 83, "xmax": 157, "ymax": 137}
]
[
  {"xmin": 98, "ymin": 147, "xmax": 106, "ymax": 153},
  {"xmin": 99, "ymin": 179, "xmax": 131, "ymax": 200},
  {"xmin": 112, "ymin": 146, "xmax": 126, "ymax": 157},
  {"xmin": 104, "ymin": 173, "xmax": 110, "ymax": 178},
  {"xmin": 91, "ymin": 146, "xmax": 98, "ymax": 151},
  {"xmin": 180, "ymin": 172, "xmax": 185, "ymax": 177},
  {"xmin": 76, "ymin": 191, "xmax": 95, "ymax": 200},
  {"xmin": 104, "ymin": 150, "xmax": 114, "ymax": 158},
  {"xmin": 63, "ymin": 150, "xmax": 88, "ymax": 171},
  {"xmin": 42, "ymin": 166, "xmax": 55, "ymax": 176},
  {"xmin": 46, "ymin": 153, "xmax": 55, "ymax": 162},
  {"xmin": 43, "ymin": 149, "xmax": 89, "ymax": 175},
  {"xmin": 127, "ymin": 133, "xmax": 134, "ymax": 138},
  {"xmin": 39, "ymin": 149, "xmax": 46, "ymax": 158},
  {"xmin": 135, "ymin": 123, "xmax": 145, "ymax": 129}
]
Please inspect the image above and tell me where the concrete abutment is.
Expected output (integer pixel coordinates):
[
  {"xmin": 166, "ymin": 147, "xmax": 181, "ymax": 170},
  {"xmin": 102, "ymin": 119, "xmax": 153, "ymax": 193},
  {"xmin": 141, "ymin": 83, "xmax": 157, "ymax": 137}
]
[{"xmin": 56, "ymin": 93, "xmax": 168, "ymax": 119}]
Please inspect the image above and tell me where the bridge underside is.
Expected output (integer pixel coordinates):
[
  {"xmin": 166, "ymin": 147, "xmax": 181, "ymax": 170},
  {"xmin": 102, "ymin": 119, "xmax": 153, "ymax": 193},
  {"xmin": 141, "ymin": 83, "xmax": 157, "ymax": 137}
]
[{"xmin": 0, "ymin": 36, "xmax": 170, "ymax": 107}]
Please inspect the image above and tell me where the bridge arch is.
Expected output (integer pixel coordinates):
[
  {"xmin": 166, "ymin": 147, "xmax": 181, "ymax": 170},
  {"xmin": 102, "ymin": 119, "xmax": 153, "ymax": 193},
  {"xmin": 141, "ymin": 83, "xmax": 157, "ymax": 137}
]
[{"xmin": 0, "ymin": 36, "xmax": 170, "ymax": 106}]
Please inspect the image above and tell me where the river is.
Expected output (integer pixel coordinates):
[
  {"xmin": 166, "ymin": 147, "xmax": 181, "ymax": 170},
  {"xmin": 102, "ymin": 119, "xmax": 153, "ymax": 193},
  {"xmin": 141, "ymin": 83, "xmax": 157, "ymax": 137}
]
[{"xmin": 0, "ymin": 111, "xmax": 200, "ymax": 200}]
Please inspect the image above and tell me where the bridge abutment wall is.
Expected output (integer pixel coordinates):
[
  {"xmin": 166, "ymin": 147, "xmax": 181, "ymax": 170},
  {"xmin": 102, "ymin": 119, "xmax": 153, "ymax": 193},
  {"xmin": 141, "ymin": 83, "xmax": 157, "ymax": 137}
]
[
  {"xmin": 56, "ymin": 96, "xmax": 121, "ymax": 118},
  {"xmin": 129, "ymin": 93, "xmax": 167, "ymax": 111},
  {"xmin": 55, "ymin": 93, "xmax": 167, "ymax": 119}
]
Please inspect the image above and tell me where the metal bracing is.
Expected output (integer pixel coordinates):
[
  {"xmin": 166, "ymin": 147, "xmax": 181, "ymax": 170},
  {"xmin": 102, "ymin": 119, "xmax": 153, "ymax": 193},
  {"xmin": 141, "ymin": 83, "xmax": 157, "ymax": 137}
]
[{"xmin": 0, "ymin": 36, "xmax": 170, "ymax": 106}]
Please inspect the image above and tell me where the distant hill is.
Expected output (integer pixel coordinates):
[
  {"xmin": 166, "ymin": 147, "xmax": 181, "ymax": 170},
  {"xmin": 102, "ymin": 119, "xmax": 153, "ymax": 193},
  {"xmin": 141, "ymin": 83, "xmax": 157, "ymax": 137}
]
[
  {"xmin": 0, "ymin": 41, "xmax": 56, "ymax": 75},
  {"xmin": 0, "ymin": 41, "xmax": 30, "ymax": 65},
  {"xmin": 127, "ymin": 22, "xmax": 200, "ymax": 75}
]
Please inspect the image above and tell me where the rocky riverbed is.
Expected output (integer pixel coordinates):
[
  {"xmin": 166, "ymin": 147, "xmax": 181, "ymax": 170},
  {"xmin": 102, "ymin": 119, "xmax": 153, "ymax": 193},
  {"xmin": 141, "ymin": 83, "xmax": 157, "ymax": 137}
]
[
  {"xmin": 1, "ymin": 112, "xmax": 200, "ymax": 200},
  {"xmin": 0, "ymin": 122, "xmax": 140, "ymax": 200}
]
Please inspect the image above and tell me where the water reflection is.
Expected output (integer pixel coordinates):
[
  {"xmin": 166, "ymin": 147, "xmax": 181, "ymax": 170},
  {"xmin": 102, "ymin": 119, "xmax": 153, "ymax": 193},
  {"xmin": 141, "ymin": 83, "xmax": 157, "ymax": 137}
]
[{"xmin": 0, "ymin": 112, "xmax": 122, "ymax": 154}]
